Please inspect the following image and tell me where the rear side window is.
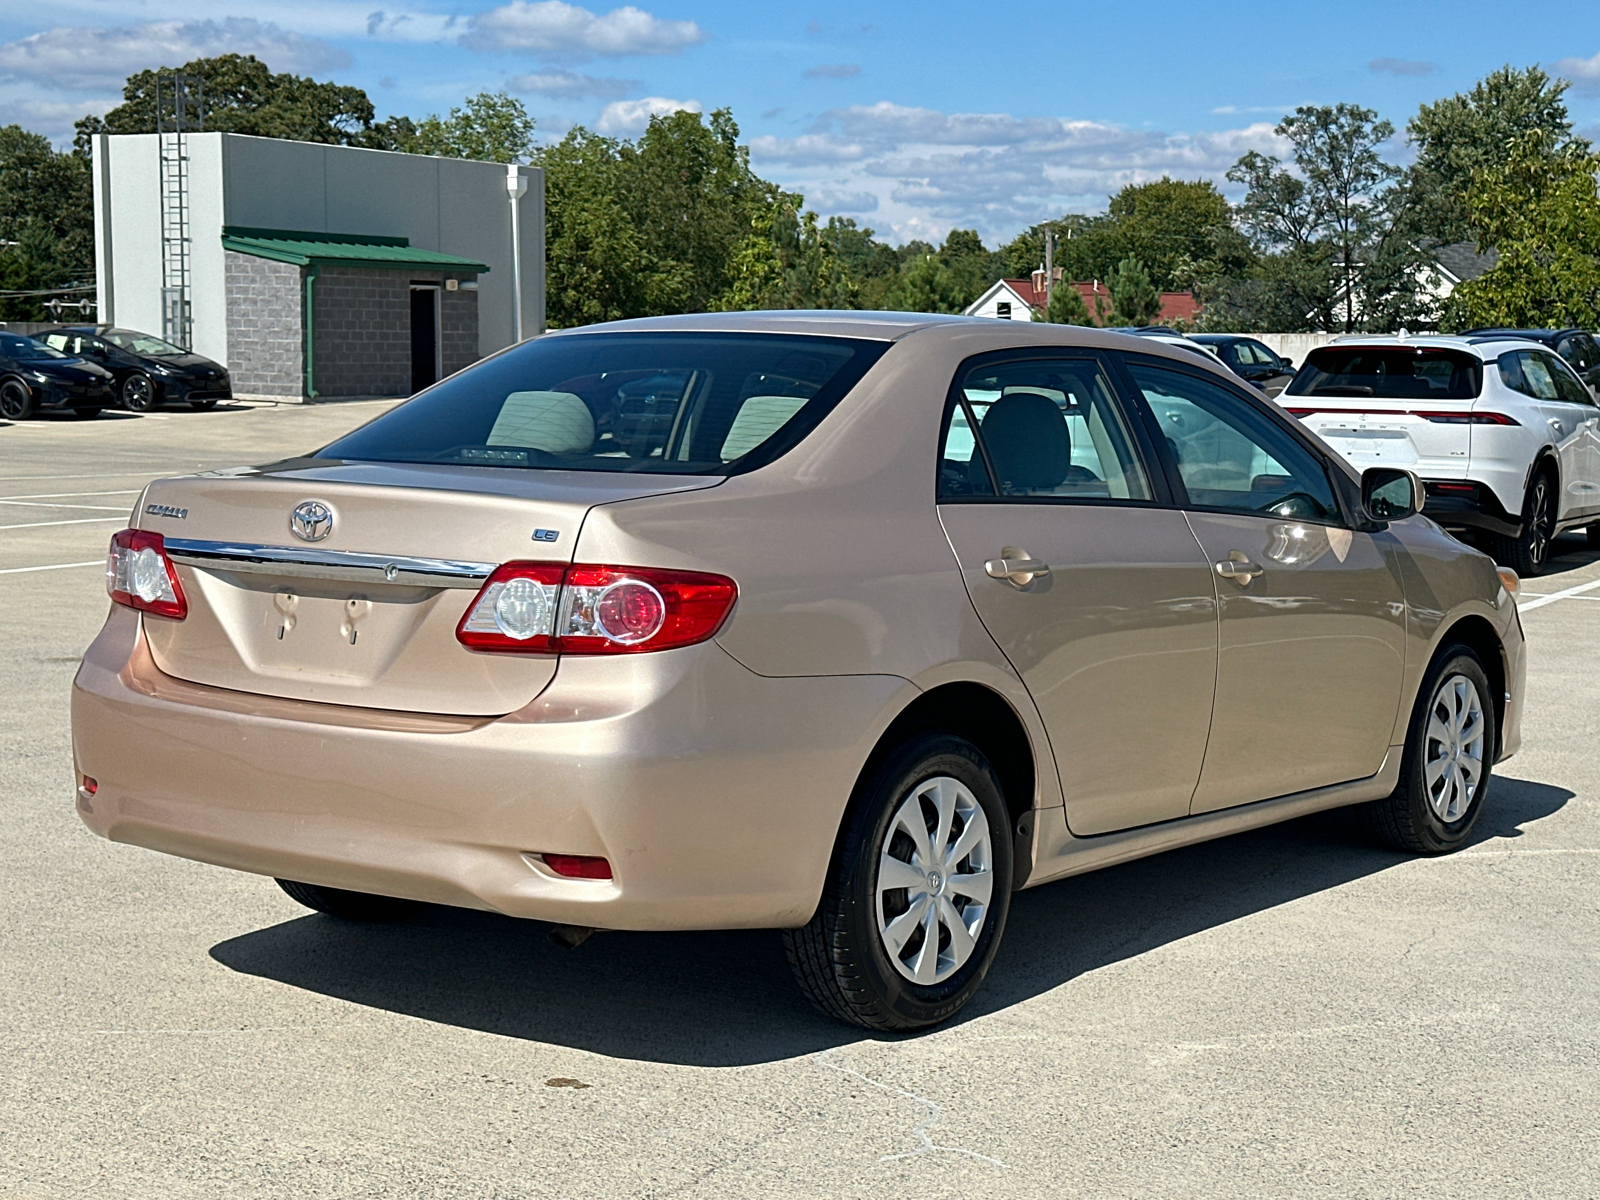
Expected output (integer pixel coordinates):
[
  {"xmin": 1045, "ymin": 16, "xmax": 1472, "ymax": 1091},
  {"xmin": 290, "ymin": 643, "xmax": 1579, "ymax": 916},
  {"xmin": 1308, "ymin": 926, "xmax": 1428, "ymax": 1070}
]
[
  {"xmin": 1289, "ymin": 347, "xmax": 1482, "ymax": 400},
  {"xmin": 939, "ymin": 357, "xmax": 1152, "ymax": 501},
  {"xmin": 319, "ymin": 332, "xmax": 887, "ymax": 475}
]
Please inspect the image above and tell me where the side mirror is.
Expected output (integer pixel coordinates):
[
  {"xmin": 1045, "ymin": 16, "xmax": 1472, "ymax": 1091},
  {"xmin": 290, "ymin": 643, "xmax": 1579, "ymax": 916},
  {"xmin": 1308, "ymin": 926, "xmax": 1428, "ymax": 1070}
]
[
  {"xmin": 1362, "ymin": 467, "xmax": 1423, "ymax": 523},
  {"xmin": 1279, "ymin": 357, "xmax": 1294, "ymax": 370}
]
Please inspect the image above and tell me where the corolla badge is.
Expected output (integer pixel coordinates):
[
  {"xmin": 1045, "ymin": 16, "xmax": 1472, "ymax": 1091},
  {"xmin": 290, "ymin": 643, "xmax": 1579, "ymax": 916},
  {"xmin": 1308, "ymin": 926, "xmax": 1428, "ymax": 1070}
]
[{"xmin": 290, "ymin": 500, "xmax": 334, "ymax": 542}]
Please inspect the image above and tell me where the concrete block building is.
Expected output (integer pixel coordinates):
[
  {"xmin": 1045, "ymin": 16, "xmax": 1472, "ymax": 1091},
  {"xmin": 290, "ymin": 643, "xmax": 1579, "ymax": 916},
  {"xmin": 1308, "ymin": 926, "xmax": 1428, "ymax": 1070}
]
[{"xmin": 91, "ymin": 132, "xmax": 544, "ymax": 400}]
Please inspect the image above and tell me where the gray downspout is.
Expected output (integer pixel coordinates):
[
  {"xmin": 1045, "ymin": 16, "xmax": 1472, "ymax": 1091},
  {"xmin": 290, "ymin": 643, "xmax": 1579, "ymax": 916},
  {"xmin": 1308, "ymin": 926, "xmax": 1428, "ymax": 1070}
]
[{"xmin": 302, "ymin": 262, "xmax": 319, "ymax": 400}]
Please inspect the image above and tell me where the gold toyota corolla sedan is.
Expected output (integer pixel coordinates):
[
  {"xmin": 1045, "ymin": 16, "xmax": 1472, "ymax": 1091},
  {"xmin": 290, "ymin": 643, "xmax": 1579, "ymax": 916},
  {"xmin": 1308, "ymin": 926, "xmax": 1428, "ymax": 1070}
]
[{"xmin": 72, "ymin": 313, "xmax": 1525, "ymax": 1030}]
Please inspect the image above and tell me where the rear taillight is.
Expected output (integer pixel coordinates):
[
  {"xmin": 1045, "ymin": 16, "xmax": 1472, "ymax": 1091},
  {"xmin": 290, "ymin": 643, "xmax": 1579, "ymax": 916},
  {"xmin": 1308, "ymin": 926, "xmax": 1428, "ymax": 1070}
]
[
  {"xmin": 1284, "ymin": 407, "xmax": 1518, "ymax": 426},
  {"xmin": 106, "ymin": 529, "xmax": 187, "ymax": 620},
  {"xmin": 1414, "ymin": 411, "xmax": 1520, "ymax": 425},
  {"xmin": 456, "ymin": 562, "xmax": 737, "ymax": 655}
]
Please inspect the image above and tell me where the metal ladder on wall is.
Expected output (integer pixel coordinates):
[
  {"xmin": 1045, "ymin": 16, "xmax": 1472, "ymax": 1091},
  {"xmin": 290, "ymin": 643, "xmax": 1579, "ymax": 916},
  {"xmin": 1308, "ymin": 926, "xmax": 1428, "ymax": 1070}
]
[{"xmin": 156, "ymin": 74, "xmax": 202, "ymax": 350}]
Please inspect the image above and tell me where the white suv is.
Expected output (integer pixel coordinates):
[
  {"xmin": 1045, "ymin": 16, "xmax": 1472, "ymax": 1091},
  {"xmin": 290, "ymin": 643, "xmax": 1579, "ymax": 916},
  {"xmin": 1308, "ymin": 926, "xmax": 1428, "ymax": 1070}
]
[{"xmin": 1280, "ymin": 335, "xmax": 1600, "ymax": 574}]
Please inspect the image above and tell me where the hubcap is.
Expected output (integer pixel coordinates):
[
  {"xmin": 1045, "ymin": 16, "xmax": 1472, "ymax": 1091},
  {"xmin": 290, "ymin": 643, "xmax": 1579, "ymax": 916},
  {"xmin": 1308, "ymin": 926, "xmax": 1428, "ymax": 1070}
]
[
  {"xmin": 1424, "ymin": 673, "xmax": 1485, "ymax": 823},
  {"xmin": 876, "ymin": 775, "xmax": 994, "ymax": 985}
]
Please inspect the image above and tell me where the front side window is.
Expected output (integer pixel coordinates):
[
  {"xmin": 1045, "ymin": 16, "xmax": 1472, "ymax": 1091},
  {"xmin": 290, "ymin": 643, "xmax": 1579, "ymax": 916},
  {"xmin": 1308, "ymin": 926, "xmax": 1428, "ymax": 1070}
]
[
  {"xmin": 1126, "ymin": 359, "xmax": 1340, "ymax": 522},
  {"xmin": 939, "ymin": 357, "xmax": 1153, "ymax": 501},
  {"xmin": 0, "ymin": 334, "xmax": 67, "ymax": 361},
  {"xmin": 319, "ymin": 332, "xmax": 887, "ymax": 475},
  {"xmin": 1540, "ymin": 352, "xmax": 1595, "ymax": 407}
]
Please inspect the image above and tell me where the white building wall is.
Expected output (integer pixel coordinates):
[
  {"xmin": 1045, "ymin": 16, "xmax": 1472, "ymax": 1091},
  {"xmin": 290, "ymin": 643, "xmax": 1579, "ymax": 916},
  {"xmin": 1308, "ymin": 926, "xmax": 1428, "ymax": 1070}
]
[
  {"xmin": 965, "ymin": 282, "xmax": 1036, "ymax": 321},
  {"xmin": 96, "ymin": 132, "xmax": 546, "ymax": 369}
]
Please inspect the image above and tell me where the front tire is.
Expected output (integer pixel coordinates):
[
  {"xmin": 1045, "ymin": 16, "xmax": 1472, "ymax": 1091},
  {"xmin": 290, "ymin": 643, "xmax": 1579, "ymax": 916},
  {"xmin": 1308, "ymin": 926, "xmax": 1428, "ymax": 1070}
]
[
  {"xmin": 0, "ymin": 377, "xmax": 33, "ymax": 421},
  {"xmin": 121, "ymin": 372, "xmax": 158, "ymax": 413},
  {"xmin": 1491, "ymin": 471, "xmax": 1554, "ymax": 576},
  {"xmin": 784, "ymin": 734, "xmax": 1013, "ymax": 1031},
  {"xmin": 1366, "ymin": 644, "xmax": 1495, "ymax": 854},
  {"xmin": 275, "ymin": 878, "xmax": 417, "ymax": 921}
]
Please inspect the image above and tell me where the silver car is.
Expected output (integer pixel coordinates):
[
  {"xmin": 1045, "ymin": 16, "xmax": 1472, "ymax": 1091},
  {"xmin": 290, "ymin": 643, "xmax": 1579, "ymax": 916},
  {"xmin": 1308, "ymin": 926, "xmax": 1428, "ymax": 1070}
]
[{"xmin": 72, "ymin": 313, "xmax": 1525, "ymax": 1030}]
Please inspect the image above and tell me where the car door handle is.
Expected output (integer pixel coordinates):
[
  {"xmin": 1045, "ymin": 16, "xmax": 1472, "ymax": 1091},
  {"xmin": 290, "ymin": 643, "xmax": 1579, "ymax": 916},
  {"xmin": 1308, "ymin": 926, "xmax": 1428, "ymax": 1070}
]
[
  {"xmin": 1549, "ymin": 418, "xmax": 1567, "ymax": 433},
  {"xmin": 985, "ymin": 555, "xmax": 1050, "ymax": 586},
  {"xmin": 1214, "ymin": 557, "xmax": 1265, "ymax": 584}
]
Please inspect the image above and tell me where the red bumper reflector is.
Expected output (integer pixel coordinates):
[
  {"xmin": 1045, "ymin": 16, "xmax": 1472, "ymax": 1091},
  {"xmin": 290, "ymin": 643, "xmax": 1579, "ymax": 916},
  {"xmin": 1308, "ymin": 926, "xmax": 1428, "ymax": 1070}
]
[
  {"xmin": 543, "ymin": 854, "xmax": 613, "ymax": 880},
  {"xmin": 79, "ymin": 775, "xmax": 98, "ymax": 795}
]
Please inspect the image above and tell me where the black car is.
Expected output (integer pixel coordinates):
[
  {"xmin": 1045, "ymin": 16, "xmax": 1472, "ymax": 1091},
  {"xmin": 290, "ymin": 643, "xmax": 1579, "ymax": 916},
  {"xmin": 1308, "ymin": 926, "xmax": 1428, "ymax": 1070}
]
[
  {"xmin": 1189, "ymin": 334, "xmax": 1297, "ymax": 396},
  {"xmin": 38, "ymin": 325, "xmax": 232, "ymax": 412},
  {"xmin": 0, "ymin": 332, "xmax": 116, "ymax": 420},
  {"xmin": 1462, "ymin": 328, "xmax": 1600, "ymax": 395}
]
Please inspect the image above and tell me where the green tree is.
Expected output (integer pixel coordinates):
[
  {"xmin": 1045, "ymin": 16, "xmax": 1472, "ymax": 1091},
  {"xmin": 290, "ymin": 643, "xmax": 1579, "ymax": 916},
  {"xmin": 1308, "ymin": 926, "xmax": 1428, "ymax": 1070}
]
[
  {"xmin": 1108, "ymin": 257, "xmax": 1160, "ymax": 325},
  {"xmin": 0, "ymin": 125, "xmax": 93, "ymax": 320},
  {"xmin": 1106, "ymin": 179, "xmax": 1232, "ymax": 290},
  {"xmin": 403, "ymin": 91, "xmax": 537, "ymax": 163},
  {"xmin": 1045, "ymin": 280, "xmax": 1093, "ymax": 325},
  {"xmin": 1407, "ymin": 65, "xmax": 1588, "ymax": 246},
  {"xmin": 1446, "ymin": 132, "xmax": 1600, "ymax": 329},
  {"xmin": 74, "ymin": 54, "xmax": 394, "ymax": 152},
  {"xmin": 1228, "ymin": 103, "xmax": 1404, "ymax": 331}
]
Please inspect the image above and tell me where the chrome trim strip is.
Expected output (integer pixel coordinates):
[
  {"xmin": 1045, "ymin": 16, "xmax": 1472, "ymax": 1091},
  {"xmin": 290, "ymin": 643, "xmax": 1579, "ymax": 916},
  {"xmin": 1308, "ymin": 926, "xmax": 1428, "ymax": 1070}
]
[{"xmin": 163, "ymin": 538, "xmax": 496, "ymax": 589}]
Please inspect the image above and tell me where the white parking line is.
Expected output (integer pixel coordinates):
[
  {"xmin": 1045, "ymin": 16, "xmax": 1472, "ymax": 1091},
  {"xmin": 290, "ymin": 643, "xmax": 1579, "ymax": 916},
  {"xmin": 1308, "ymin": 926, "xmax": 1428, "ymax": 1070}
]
[
  {"xmin": 0, "ymin": 560, "xmax": 102, "ymax": 575},
  {"xmin": 0, "ymin": 499, "xmax": 132, "ymax": 511},
  {"xmin": 1518, "ymin": 576, "xmax": 1600, "ymax": 612},
  {"xmin": 0, "ymin": 517, "xmax": 124, "ymax": 531},
  {"xmin": 0, "ymin": 489, "xmax": 141, "ymax": 501}
]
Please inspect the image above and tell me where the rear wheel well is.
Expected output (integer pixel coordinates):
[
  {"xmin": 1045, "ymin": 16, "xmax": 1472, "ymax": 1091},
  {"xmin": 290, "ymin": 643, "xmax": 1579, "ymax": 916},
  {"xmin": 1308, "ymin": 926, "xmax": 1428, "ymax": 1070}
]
[
  {"xmin": 860, "ymin": 683, "xmax": 1038, "ymax": 882},
  {"xmin": 1435, "ymin": 616, "xmax": 1506, "ymax": 752}
]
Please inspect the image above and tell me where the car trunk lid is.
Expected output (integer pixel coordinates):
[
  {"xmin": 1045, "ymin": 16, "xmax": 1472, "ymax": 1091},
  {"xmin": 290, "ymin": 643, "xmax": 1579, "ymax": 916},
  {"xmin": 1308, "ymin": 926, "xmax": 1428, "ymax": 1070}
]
[{"xmin": 135, "ymin": 461, "xmax": 719, "ymax": 715}]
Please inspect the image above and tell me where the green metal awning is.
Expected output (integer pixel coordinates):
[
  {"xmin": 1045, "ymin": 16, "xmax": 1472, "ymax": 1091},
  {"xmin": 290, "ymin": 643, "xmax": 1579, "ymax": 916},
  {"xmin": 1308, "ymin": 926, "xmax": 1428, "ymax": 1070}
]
[{"xmin": 220, "ymin": 226, "xmax": 489, "ymax": 273}]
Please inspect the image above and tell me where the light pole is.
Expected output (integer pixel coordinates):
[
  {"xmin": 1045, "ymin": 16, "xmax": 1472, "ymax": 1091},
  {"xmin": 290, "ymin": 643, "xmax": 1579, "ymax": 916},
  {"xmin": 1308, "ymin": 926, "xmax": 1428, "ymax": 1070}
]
[{"xmin": 506, "ymin": 163, "xmax": 528, "ymax": 342}]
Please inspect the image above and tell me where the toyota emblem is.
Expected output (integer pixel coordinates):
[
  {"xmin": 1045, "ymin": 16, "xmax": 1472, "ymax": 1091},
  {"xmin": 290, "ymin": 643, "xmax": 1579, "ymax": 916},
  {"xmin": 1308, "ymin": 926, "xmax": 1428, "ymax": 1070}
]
[{"xmin": 290, "ymin": 500, "xmax": 334, "ymax": 542}]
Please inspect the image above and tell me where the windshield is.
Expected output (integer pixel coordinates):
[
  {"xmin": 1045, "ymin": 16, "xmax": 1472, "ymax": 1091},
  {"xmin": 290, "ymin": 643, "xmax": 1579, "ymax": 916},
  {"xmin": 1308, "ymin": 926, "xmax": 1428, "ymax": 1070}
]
[
  {"xmin": 318, "ymin": 332, "xmax": 889, "ymax": 474},
  {"xmin": 0, "ymin": 333, "xmax": 69, "ymax": 361},
  {"xmin": 1289, "ymin": 346, "xmax": 1482, "ymax": 401},
  {"xmin": 102, "ymin": 329, "xmax": 188, "ymax": 356}
]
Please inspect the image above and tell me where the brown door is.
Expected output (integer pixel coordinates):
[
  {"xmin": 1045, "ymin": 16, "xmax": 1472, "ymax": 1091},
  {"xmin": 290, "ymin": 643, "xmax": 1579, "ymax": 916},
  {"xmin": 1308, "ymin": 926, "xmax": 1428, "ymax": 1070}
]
[
  {"xmin": 937, "ymin": 353, "xmax": 1219, "ymax": 835},
  {"xmin": 1121, "ymin": 356, "xmax": 1407, "ymax": 813}
]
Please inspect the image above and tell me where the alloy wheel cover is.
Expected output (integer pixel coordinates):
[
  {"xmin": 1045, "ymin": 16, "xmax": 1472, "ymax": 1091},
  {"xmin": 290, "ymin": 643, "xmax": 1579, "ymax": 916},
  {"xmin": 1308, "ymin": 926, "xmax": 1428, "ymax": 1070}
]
[
  {"xmin": 1423, "ymin": 673, "xmax": 1486, "ymax": 823},
  {"xmin": 875, "ymin": 775, "xmax": 995, "ymax": 985}
]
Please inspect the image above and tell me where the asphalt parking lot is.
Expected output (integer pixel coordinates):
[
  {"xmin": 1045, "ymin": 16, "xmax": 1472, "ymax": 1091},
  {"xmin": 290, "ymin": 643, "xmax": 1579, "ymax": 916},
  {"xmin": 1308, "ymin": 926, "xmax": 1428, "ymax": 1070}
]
[{"xmin": 4, "ymin": 400, "xmax": 1598, "ymax": 1199}]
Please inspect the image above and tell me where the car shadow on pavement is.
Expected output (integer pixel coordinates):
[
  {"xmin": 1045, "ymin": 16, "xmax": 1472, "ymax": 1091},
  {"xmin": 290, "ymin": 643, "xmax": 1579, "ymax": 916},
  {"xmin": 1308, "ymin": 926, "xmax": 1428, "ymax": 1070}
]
[{"xmin": 209, "ymin": 774, "xmax": 1571, "ymax": 1067}]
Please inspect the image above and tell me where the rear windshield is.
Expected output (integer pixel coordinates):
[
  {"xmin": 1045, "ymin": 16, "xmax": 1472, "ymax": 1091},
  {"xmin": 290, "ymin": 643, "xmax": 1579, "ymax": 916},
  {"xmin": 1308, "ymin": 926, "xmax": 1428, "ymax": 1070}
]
[
  {"xmin": 318, "ymin": 332, "xmax": 888, "ymax": 474},
  {"xmin": 1288, "ymin": 347, "xmax": 1482, "ymax": 401}
]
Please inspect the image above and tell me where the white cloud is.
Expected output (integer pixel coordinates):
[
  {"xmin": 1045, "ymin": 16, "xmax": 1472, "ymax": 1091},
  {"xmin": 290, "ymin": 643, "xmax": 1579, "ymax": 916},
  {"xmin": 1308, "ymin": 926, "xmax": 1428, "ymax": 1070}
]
[
  {"xmin": 463, "ymin": 1, "xmax": 707, "ymax": 58},
  {"xmin": 750, "ymin": 102, "xmax": 1289, "ymax": 244},
  {"xmin": 0, "ymin": 19, "xmax": 349, "ymax": 92},
  {"xmin": 508, "ymin": 69, "xmax": 637, "ymax": 98},
  {"xmin": 1556, "ymin": 49, "xmax": 1600, "ymax": 95},
  {"xmin": 595, "ymin": 95, "xmax": 700, "ymax": 134}
]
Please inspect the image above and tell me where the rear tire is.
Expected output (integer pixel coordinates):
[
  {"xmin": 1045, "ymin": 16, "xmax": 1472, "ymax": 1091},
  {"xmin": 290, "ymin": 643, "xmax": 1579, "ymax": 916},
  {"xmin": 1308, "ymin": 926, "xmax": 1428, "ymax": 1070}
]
[
  {"xmin": 1366, "ymin": 644, "xmax": 1495, "ymax": 855},
  {"xmin": 0, "ymin": 377, "xmax": 33, "ymax": 421},
  {"xmin": 783, "ymin": 734, "xmax": 1013, "ymax": 1031},
  {"xmin": 1490, "ymin": 471, "xmax": 1554, "ymax": 576},
  {"xmin": 275, "ymin": 878, "xmax": 418, "ymax": 921}
]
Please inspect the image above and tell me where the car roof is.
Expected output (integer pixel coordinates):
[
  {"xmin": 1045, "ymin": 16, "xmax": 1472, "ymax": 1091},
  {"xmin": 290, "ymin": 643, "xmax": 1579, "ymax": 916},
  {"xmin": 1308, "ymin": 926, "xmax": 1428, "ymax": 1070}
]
[
  {"xmin": 538, "ymin": 310, "xmax": 1248, "ymax": 378},
  {"xmin": 1321, "ymin": 334, "xmax": 1540, "ymax": 360},
  {"xmin": 1460, "ymin": 327, "xmax": 1582, "ymax": 341}
]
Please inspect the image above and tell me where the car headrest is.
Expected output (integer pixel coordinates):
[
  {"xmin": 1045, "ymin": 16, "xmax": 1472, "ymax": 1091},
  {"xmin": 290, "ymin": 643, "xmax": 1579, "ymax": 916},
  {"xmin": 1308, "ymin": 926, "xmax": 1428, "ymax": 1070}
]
[
  {"xmin": 981, "ymin": 391, "xmax": 1070, "ymax": 492},
  {"xmin": 486, "ymin": 391, "xmax": 596, "ymax": 454}
]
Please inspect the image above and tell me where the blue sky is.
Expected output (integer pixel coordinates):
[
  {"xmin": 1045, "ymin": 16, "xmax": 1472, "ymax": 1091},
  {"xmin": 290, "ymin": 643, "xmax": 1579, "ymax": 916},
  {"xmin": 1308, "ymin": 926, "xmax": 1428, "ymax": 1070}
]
[{"xmin": 3, "ymin": 0, "xmax": 1599, "ymax": 245}]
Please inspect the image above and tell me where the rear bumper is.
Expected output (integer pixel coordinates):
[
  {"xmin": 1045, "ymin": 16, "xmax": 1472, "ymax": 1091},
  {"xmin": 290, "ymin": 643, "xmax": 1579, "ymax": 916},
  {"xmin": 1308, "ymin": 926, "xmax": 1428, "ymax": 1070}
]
[
  {"xmin": 71, "ymin": 606, "xmax": 914, "ymax": 930},
  {"xmin": 1422, "ymin": 480, "xmax": 1521, "ymax": 539}
]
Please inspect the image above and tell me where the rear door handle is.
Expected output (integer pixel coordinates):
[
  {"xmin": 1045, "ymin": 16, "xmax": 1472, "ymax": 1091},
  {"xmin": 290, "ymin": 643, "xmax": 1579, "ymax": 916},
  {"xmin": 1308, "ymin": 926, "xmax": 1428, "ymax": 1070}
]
[
  {"xmin": 1214, "ymin": 556, "xmax": 1264, "ymax": 584},
  {"xmin": 985, "ymin": 555, "xmax": 1050, "ymax": 586}
]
